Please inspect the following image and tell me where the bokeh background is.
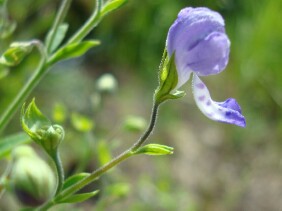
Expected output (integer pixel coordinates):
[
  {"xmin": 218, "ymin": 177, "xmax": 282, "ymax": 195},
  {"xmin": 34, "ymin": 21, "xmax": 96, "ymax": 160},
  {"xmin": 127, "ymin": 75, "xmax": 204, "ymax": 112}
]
[{"xmin": 1, "ymin": 0, "xmax": 282, "ymax": 210}]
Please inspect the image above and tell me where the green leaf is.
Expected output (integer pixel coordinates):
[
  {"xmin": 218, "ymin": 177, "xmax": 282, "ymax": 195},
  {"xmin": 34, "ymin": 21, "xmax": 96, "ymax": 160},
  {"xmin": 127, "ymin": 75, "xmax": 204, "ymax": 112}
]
[
  {"xmin": 101, "ymin": 0, "xmax": 127, "ymax": 18},
  {"xmin": 46, "ymin": 23, "xmax": 69, "ymax": 53},
  {"xmin": 62, "ymin": 172, "xmax": 90, "ymax": 191},
  {"xmin": 0, "ymin": 132, "xmax": 31, "ymax": 159},
  {"xmin": 21, "ymin": 99, "xmax": 51, "ymax": 143},
  {"xmin": 133, "ymin": 144, "xmax": 174, "ymax": 156},
  {"xmin": 49, "ymin": 40, "xmax": 100, "ymax": 64},
  {"xmin": 58, "ymin": 190, "xmax": 99, "ymax": 204},
  {"xmin": 71, "ymin": 112, "xmax": 94, "ymax": 132},
  {"xmin": 0, "ymin": 41, "xmax": 35, "ymax": 67}
]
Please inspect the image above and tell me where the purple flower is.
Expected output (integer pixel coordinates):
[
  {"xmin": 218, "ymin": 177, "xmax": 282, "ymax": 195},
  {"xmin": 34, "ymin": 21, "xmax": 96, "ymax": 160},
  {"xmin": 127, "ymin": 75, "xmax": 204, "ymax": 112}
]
[{"xmin": 166, "ymin": 7, "xmax": 246, "ymax": 127}]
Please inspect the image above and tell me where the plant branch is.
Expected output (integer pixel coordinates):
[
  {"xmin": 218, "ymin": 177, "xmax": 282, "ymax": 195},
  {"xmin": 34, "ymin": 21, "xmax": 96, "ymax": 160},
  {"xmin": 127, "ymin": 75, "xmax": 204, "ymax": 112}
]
[
  {"xmin": 66, "ymin": 0, "xmax": 102, "ymax": 44},
  {"xmin": 50, "ymin": 150, "xmax": 65, "ymax": 195}
]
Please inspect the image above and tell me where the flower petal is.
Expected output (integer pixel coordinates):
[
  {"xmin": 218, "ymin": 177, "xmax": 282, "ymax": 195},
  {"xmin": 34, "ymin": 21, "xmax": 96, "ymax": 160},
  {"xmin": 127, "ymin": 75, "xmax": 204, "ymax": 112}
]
[
  {"xmin": 186, "ymin": 31, "xmax": 230, "ymax": 76},
  {"xmin": 166, "ymin": 7, "xmax": 228, "ymax": 89},
  {"xmin": 192, "ymin": 74, "xmax": 246, "ymax": 127},
  {"xmin": 167, "ymin": 7, "xmax": 225, "ymax": 56}
]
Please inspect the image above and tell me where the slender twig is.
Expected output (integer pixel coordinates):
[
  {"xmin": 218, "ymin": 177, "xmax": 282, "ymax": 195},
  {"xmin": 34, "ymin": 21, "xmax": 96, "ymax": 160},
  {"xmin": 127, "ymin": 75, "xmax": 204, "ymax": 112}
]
[
  {"xmin": 50, "ymin": 150, "xmax": 65, "ymax": 195},
  {"xmin": 66, "ymin": 0, "xmax": 102, "ymax": 44},
  {"xmin": 131, "ymin": 102, "xmax": 159, "ymax": 151}
]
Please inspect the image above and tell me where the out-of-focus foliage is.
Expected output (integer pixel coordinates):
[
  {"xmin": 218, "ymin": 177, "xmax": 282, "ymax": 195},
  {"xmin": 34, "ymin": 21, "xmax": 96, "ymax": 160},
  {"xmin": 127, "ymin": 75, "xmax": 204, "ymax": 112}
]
[{"xmin": 0, "ymin": 0, "xmax": 282, "ymax": 210}]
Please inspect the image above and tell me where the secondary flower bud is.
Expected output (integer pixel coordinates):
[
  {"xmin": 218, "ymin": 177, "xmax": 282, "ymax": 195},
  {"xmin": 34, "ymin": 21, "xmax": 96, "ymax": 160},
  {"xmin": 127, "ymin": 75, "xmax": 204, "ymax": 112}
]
[
  {"xmin": 10, "ymin": 146, "xmax": 56, "ymax": 207},
  {"xmin": 21, "ymin": 99, "xmax": 65, "ymax": 154}
]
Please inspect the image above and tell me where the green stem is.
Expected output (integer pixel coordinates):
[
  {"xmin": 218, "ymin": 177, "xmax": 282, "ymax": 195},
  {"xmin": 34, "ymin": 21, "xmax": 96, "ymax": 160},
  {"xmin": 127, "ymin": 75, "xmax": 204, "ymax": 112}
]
[
  {"xmin": 50, "ymin": 150, "xmax": 65, "ymax": 195},
  {"xmin": 46, "ymin": 0, "xmax": 72, "ymax": 53},
  {"xmin": 131, "ymin": 102, "xmax": 160, "ymax": 151},
  {"xmin": 67, "ymin": 0, "xmax": 102, "ymax": 44},
  {"xmin": 0, "ymin": 0, "xmax": 72, "ymax": 133},
  {"xmin": 50, "ymin": 99, "xmax": 161, "ymax": 204},
  {"xmin": 0, "ymin": 58, "xmax": 47, "ymax": 132}
]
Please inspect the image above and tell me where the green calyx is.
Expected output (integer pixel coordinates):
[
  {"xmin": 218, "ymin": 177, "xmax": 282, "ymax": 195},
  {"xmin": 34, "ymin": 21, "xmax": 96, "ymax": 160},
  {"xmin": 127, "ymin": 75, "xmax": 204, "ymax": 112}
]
[
  {"xmin": 154, "ymin": 49, "xmax": 185, "ymax": 104},
  {"xmin": 21, "ymin": 99, "xmax": 64, "ymax": 154}
]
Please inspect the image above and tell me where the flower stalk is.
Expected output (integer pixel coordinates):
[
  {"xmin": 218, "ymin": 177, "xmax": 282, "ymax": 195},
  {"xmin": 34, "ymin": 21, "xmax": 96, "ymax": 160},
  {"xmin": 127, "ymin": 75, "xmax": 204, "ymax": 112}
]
[{"xmin": 49, "ymin": 150, "xmax": 64, "ymax": 195}]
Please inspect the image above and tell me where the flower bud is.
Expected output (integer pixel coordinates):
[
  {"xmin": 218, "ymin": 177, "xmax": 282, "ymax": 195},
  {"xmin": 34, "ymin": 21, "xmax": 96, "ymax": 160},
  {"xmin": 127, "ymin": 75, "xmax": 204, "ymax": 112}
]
[
  {"xmin": 10, "ymin": 146, "xmax": 56, "ymax": 207},
  {"xmin": 21, "ymin": 99, "xmax": 65, "ymax": 154}
]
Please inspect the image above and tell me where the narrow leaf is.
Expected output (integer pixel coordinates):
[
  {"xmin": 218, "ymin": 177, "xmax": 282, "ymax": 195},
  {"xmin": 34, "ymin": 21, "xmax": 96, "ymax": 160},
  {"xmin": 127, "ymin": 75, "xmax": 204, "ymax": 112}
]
[
  {"xmin": 46, "ymin": 23, "xmax": 69, "ymax": 53},
  {"xmin": 62, "ymin": 172, "xmax": 90, "ymax": 191},
  {"xmin": 133, "ymin": 144, "xmax": 174, "ymax": 156},
  {"xmin": 0, "ymin": 132, "xmax": 31, "ymax": 159},
  {"xmin": 58, "ymin": 190, "xmax": 99, "ymax": 204},
  {"xmin": 101, "ymin": 0, "xmax": 127, "ymax": 18},
  {"xmin": 49, "ymin": 40, "xmax": 100, "ymax": 64},
  {"xmin": 21, "ymin": 99, "xmax": 51, "ymax": 143}
]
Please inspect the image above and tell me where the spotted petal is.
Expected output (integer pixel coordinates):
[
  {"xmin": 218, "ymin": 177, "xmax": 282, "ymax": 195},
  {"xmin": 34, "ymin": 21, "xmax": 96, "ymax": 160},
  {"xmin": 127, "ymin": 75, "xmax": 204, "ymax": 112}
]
[{"xmin": 192, "ymin": 74, "xmax": 246, "ymax": 127}]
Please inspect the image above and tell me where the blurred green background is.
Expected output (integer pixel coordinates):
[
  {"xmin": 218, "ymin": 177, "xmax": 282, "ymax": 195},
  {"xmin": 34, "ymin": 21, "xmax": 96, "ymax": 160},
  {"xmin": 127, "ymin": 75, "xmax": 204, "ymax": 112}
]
[{"xmin": 1, "ymin": 0, "xmax": 282, "ymax": 210}]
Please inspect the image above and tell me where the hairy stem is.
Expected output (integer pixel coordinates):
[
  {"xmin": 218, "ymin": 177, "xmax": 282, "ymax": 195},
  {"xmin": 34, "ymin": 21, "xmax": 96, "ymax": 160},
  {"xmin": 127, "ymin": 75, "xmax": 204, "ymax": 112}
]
[{"xmin": 53, "ymin": 100, "xmax": 160, "ymax": 203}]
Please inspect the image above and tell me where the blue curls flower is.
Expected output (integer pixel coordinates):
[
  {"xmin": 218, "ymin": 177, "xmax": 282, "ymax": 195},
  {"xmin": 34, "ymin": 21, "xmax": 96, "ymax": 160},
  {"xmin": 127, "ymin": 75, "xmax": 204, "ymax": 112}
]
[{"xmin": 166, "ymin": 7, "xmax": 246, "ymax": 127}]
